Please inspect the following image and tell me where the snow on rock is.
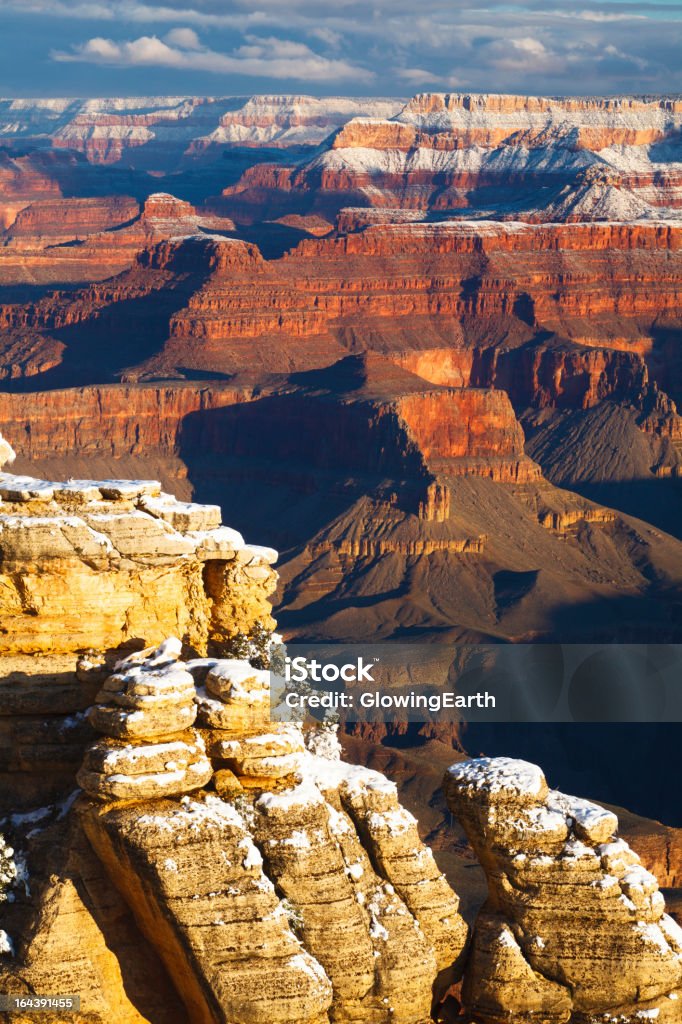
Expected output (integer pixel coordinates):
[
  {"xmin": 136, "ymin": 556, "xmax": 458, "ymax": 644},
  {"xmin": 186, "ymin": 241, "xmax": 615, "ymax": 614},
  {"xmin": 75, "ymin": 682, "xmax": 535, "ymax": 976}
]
[
  {"xmin": 547, "ymin": 791, "xmax": 618, "ymax": 844},
  {"xmin": 0, "ymin": 433, "xmax": 16, "ymax": 471},
  {"xmin": 140, "ymin": 493, "xmax": 222, "ymax": 533},
  {"xmin": 98, "ymin": 480, "xmax": 162, "ymax": 499},
  {"xmin": 447, "ymin": 756, "xmax": 547, "ymax": 802},
  {"xmin": 186, "ymin": 525, "xmax": 245, "ymax": 559},
  {"xmin": 257, "ymin": 776, "xmax": 325, "ymax": 814},
  {"xmin": 205, "ymin": 660, "xmax": 270, "ymax": 705},
  {"xmin": 445, "ymin": 755, "xmax": 682, "ymax": 1020},
  {"xmin": 70, "ymin": 623, "xmax": 470, "ymax": 1023},
  {"xmin": 79, "ymin": 639, "xmax": 213, "ymax": 800},
  {"xmin": 368, "ymin": 808, "xmax": 417, "ymax": 837},
  {"xmin": 239, "ymin": 836, "xmax": 263, "ymax": 870},
  {"xmin": 134, "ymin": 794, "xmax": 246, "ymax": 835},
  {"xmin": 0, "ymin": 474, "xmax": 55, "ymax": 501}
]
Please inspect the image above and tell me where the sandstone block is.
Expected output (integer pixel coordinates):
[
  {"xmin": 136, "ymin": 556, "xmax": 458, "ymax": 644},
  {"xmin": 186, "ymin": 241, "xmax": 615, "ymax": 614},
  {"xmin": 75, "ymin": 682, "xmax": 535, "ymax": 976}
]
[
  {"xmin": 81, "ymin": 794, "xmax": 334, "ymax": 1024},
  {"xmin": 140, "ymin": 494, "xmax": 222, "ymax": 533},
  {"xmin": 187, "ymin": 525, "xmax": 244, "ymax": 559},
  {"xmin": 444, "ymin": 756, "xmax": 682, "ymax": 1021},
  {"xmin": 0, "ymin": 473, "xmax": 55, "ymax": 501},
  {"xmin": 83, "ymin": 510, "xmax": 197, "ymax": 562},
  {"xmin": 98, "ymin": 480, "xmax": 162, "ymax": 500}
]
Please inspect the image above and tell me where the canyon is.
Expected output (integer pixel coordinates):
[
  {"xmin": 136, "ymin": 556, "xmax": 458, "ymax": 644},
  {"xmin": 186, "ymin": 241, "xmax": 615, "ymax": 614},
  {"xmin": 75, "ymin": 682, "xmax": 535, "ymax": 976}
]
[{"xmin": 1, "ymin": 91, "xmax": 682, "ymax": 1021}]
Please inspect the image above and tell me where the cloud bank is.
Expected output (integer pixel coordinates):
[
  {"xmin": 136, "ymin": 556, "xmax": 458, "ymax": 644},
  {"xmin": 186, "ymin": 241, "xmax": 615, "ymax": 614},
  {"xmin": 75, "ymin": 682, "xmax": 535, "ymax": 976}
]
[
  {"xmin": 52, "ymin": 31, "xmax": 374, "ymax": 82},
  {"xmin": 2, "ymin": 0, "xmax": 682, "ymax": 94}
]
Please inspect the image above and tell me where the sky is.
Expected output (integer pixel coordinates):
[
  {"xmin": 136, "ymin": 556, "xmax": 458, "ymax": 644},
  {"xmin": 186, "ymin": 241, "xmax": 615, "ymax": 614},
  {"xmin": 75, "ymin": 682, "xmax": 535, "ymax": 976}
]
[{"xmin": 0, "ymin": 1, "xmax": 681, "ymax": 98}]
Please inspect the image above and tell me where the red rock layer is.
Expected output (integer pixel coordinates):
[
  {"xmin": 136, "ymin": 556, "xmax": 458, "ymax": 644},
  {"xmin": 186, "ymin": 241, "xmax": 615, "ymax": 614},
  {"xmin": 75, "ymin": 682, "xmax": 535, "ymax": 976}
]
[
  {"xmin": 2, "ymin": 223, "xmax": 680, "ymax": 423},
  {"xmin": 396, "ymin": 390, "xmax": 540, "ymax": 481},
  {"xmin": 3, "ymin": 196, "xmax": 140, "ymax": 244},
  {"xmin": 0, "ymin": 383, "xmax": 252, "ymax": 458},
  {"xmin": 0, "ymin": 193, "xmax": 238, "ymax": 287},
  {"xmin": 126, "ymin": 224, "xmax": 682, "ymax": 400}
]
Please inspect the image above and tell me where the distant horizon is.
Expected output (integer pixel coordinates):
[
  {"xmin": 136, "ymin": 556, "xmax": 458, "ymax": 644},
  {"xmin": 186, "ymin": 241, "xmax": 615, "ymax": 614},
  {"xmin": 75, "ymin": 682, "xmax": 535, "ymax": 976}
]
[{"xmin": 2, "ymin": 90, "xmax": 682, "ymax": 102}]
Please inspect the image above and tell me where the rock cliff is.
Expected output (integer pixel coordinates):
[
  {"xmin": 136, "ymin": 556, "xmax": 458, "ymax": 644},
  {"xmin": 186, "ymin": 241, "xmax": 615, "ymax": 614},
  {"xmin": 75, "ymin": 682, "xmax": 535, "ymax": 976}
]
[
  {"xmin": 444, "ymin": 756, "xmax": 682, "ymax": 1022},
  {"xmin": 0, "ymin": 96, "xmax": 404, "ymax": 167},
  {"xmin": 220, "ymin": 92, "xmax": 682, "ymax": 221},
  {"xmin": 0, "ymin": 454, "xmax": 470, "ymax": 1022},
  {"xmin": 0, "ymin": 193, "xmax": 237, "ymax": 288},
  {"xmin": 5, "ymin": 220, "xmax": 678, "ymax": 386},
  {"xmin": 0, "ymin": 433, "xmax": 278, "ymax": 811}
]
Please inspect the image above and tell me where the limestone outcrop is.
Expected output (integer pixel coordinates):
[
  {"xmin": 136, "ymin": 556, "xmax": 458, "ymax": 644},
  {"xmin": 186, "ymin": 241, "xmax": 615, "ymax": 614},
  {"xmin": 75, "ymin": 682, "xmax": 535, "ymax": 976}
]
[
  {"xmin": 0, "ymin": 463, "xmax": 277, "ymax": 661},
  {"xmin": 77, "ymin": 638, "xmax": 212, "ymax": 802},
  {"xmin": 0, "ymin": 446, "xmax": 278, "ymax": 811},
  {"xmin": 444, "ymin": 756, "xmax": 682, "ymax": 1022},
  {"xmin": 66, "ymin": 642, "xmax": 468, "ymax": 1024}
]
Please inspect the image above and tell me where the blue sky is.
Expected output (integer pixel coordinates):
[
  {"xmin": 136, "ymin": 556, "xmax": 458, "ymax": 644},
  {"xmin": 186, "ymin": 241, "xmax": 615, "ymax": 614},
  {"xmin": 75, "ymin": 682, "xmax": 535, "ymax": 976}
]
[{"xmin": 0, "ymin": 1, "xmax": 681, "ymax": 97}]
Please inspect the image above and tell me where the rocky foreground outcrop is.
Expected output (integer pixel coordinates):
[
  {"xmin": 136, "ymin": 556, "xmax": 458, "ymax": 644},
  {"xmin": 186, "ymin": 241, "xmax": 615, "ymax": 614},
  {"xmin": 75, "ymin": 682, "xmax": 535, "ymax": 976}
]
[
  {"xmin": 0, "ymin": 454, "xmax": 681, "ymax": 1022},
  {"xmin": 444, "ymin": 757, "xmax": 682, "ymax": 1022},
  {"xmin": 0, "ymin": 450, "xmax": 469, "ymax": 1021},
  {"xmin": 2, "ymin": 635, "xmax": 469, "ymax": 1024},
  {"xmin": 0, "ymin": 433, "xmax": 278, "ymax": 810}
]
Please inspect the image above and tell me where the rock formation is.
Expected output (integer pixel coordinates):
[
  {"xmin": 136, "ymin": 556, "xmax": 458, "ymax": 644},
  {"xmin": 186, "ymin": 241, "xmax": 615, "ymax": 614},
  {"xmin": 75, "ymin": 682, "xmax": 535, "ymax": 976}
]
[
  {"xmin": 77, "ymin": 640, "xmax": 468, "ymax": 1024},
  {"xmin": 0, "ymin": 96, "xmax": 403, "ymax": 167},
  {"xmin": 77, "ymin": 638, "xmax": 213, "ymax": 803},
  {"xmin": 0, "ymin": 449, "xmax": 467, "ymax": 1022},
  {"xmin": 444, "ymin": 756, "xmax": 682, "ymax": 1022},
  {"xmin": 220, "ymin": 92, "xmax": 682, "ymax": 221},
  {"xmin": 0, "ymin": 459, "xmax": 680, "ymax": 1022},
  {"xmin": 2, "ymin": 630, "xmax": 470, "ymax": 1023},
  {"xmin": 3, "ymin": 115, "xmax": 680, "ymax": 636},
  {"xmin": 0, "ymin": 192, "xmax": 237, "ymax": 288},
  {"xmin": 0, "ymin": 463, "xmax": 277, "ymax": 662},
  {"xmin": 0, "ymin": 440, "xmax": 278, "ymax": 811},
  {"xmin": 2, "ymin": 196, "xmax": 140, "ymax": 248}
]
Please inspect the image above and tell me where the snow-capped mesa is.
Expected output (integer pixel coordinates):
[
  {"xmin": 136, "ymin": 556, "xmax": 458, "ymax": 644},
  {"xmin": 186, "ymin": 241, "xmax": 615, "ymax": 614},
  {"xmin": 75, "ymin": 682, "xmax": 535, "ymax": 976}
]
[
  {"xmin": 0, "ymin": 95, "xmax": 404, "ymax": 164},
  {"xmin": 277, "ymin": 92, "xmax": 682, "ymax": 220}
]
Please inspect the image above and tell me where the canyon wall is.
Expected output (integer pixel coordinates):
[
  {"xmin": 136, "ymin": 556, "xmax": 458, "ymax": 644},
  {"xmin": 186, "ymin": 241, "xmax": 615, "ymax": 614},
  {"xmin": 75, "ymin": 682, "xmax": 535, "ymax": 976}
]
[{"xmin": 217, "ymin": 92, "xmax": 682, "ymax": 221}]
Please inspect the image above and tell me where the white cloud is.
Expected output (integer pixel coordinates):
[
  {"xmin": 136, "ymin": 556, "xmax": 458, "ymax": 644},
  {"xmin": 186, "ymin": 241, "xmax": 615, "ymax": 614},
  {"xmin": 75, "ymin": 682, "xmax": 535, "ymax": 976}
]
[
  {"xmin": 308, "ymin": 27, "xmax": 342, "ymax": 48},
  {"xmin": 0, "ymin": 0, "xmax": 275, "ymax": 28},
  {"xmin": 51, "ymin": 30, "xmax": 375, "ymax": 82},
  {"xmin": 397, "ymin": 67, "xmax": 441, "ymax": 83},
  {"xmin": 508, "ymin": 37, "xmax": 548, "ymax": 58},
  {"xmin": 164, "ymin": 26, "xmax": 201, "ymax": 49},
  {"xmin": 77, "ymin": 36, "xmax": 121, "ymax": 60},
  {"xmin": 240, "ymin": 35, "xmax": 316, "ymax": 59},
  {"xmin": 566, "ymin": 10, "xmax": 648, "ymax": 23},
  {"xmin": 397, "ymin": 67, "xmax": 464, "ymax": 89}
]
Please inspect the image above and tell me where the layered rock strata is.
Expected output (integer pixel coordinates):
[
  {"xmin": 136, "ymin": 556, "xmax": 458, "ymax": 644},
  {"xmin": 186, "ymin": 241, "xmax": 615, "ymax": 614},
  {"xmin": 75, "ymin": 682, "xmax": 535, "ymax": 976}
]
[
  {"xmin": 77, "ymin": 638, "xmax": 212, "ymax": 802},
  {"xmin": 0, "ymin": 432, "xmax": 277, "ymax": 810},
  {"xmin": 0, "ymin": 438, "xmax": 277, "ymax": 660},
  {"xmin": 0, "ymin": 192, "xmax": 237, "ymax": 288},
  {"xmin": 73, "ymin": 642, "xmax": 470, "ymax": 1024},
  {"xmin": 0, "ymin": 95, "xmax": 404, "ymax": 165},
  {"xmin": 221, "ymin": 92, "xmax": 682, "ymax": 219},
  {"xmin": 444, "ymin": 757, "xmax": 682, "ymax": 1022}
]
